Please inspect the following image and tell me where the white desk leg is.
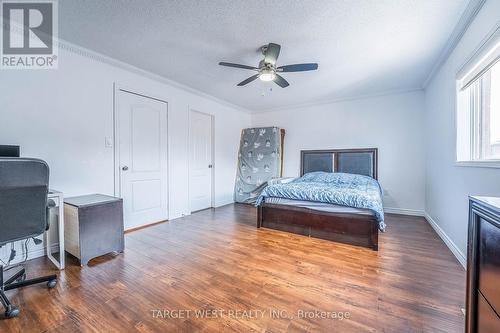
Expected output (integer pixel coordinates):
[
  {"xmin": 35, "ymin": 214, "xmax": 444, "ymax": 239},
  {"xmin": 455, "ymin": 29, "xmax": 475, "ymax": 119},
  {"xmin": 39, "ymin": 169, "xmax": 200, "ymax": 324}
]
[
  {"xmin": 46, "ymin": 221, "xmax": 60, "ymax": 269},
  {"xmin": 46, "ymin": 194, "xmax": 65, "ymax": 270},
  {"xmin": 58, "ymin": 197, "xmax": 65, "ymax": 269}
]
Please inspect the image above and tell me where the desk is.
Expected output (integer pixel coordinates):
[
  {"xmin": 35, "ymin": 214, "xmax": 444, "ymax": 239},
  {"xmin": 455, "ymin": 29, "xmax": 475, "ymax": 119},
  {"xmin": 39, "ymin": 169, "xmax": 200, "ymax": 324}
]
[{"xmin": 46, "ymin": 190, "xmax": 64, "ymax": 270}]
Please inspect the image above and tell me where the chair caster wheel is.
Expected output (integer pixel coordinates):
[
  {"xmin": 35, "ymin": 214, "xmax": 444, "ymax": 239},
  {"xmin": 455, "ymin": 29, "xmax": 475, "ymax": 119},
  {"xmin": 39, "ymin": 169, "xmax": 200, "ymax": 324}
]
[
  {"xmin": 47, "ymin": 279, "xmax": 57, "ymax": 289},
  {"xmin": 5, "ymin": 306, "xmax": 20, "ymax": 318}
]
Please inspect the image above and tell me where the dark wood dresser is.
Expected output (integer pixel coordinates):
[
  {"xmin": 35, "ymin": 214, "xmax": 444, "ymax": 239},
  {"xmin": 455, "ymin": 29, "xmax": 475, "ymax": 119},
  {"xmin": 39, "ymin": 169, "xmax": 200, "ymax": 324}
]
[{"xmin": 466, "ymin": 196, "xmax": 500, "ymax": 332}]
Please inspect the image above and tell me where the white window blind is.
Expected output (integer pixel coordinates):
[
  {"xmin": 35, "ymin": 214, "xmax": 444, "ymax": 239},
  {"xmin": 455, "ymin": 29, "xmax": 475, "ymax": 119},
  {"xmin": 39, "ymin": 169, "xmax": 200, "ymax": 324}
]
[{"xmin": 456, "ymin": 30, "xmax": 500, "ymax": 165}]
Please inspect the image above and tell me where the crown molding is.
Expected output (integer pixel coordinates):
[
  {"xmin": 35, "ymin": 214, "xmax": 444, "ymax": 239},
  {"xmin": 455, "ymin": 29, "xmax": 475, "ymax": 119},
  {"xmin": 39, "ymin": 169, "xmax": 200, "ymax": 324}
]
[
  {"xmin": 56, "ymin": 39, "xmax": 252, "ymax": 114},
  {"xmin": 422, "ymin": 0, "xmax": 487, "ymax": 88},
  {"xmin": 251, "ymin": 87, "xmax": 423, "ymax": 114},
  {"xmin": 57, "ymin": 38, "xmax": 422, "ymax": 114}
]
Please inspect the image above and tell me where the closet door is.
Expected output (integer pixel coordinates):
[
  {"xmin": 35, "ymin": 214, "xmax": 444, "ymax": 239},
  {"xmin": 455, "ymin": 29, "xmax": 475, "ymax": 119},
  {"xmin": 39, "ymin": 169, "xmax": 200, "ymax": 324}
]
[
  {"xmin": 117, "ymin": 90, "xmax": 168, "ymax": 230},
  {"xmin": 189, "ymin": 110, "xmax": 213, "ymax": 212}
]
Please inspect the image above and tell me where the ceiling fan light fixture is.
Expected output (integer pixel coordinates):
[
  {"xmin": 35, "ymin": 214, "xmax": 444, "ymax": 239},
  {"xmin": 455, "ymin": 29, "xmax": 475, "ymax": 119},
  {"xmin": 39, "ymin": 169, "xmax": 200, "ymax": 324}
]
[
  {"xmin": 219, "ymin": 42, "xmax": 317, "ymax": 87},
  {"xmin": 259, "ymin": 69, "xmax": 276, "ymax": 82}
]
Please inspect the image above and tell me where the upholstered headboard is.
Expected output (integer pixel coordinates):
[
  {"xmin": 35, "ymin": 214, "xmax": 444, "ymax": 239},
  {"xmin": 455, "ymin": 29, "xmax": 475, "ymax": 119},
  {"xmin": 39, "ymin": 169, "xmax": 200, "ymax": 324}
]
[{"xmin": 300, "ymin": 148, "xmax": 378, "ymax": 179}]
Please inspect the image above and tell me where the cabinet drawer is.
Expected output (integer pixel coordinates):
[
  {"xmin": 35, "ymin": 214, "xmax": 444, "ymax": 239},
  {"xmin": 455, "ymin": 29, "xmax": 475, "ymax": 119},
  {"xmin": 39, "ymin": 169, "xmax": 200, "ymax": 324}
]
[
  {"xmin": 478, "ymin": 292, "xmax": 500, "ymax": 332},
  {"xmin": 478, "ymin": 217, "xmax": 500, "ymax": 313}
]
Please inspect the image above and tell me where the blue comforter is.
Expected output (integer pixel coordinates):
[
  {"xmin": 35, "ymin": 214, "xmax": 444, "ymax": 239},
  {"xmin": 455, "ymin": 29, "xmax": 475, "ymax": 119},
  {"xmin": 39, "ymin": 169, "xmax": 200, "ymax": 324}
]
[{"xmin": 256, "ymin": 172, "xmax": 385, "ymax": 231}]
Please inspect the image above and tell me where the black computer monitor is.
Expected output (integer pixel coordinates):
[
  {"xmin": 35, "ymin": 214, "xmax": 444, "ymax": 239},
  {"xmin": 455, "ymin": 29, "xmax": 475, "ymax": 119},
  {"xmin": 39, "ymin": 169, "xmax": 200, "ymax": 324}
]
[{"xmin": 0, "ymin": 145, "xmax": 20, "ymax": 157}]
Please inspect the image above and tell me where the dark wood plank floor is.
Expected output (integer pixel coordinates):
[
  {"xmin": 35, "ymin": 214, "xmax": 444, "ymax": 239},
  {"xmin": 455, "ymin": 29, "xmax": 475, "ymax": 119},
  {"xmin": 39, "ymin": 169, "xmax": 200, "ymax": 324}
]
[{"xmin": 0, "ymin": 204, "xmax": 465, "ymax": 333}]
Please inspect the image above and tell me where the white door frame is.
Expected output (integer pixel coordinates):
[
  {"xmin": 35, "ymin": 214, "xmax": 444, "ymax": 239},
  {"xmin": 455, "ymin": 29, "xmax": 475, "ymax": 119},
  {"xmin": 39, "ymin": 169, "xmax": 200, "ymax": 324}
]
[
  {"xmin": 113, "ymin": 83, "xmax": 169, "ymax": 219},
  {"xmin": 188, "ymin": 109, "xmax": 215, "ymax": 212}
]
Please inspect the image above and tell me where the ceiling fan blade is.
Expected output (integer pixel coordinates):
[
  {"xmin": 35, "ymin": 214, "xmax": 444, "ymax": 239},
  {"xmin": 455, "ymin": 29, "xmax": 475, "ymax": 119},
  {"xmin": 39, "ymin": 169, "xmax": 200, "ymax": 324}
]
[
  {"xmin": 237, "ymin": 74, "xmax": 260, "ymax": 86},
  {"xmin": 219, "ymin": 62, "xmax": 258, "ymax": 70},
  {"xmin": 264, "ymin": 43, "xmax": 281, "ymax": 65},
  {"xmin": 273, "ymin": 74, "xmax": 289, "ymax": 88},
  {"xmin": 277, "ymin": 63, "xmax": 318, "ymax": 72}
]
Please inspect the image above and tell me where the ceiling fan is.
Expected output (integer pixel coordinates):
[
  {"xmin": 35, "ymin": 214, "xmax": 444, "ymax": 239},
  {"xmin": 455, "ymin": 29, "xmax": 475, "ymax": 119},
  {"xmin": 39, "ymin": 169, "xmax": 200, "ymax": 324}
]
[{"xmin": 218, "ymin": 43, "xmax": 318, "ymax": 88}]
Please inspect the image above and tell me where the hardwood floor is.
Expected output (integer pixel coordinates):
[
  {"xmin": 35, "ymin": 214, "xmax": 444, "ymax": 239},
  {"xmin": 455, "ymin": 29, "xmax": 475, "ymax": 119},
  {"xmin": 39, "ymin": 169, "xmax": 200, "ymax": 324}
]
[{"xmin": 0, "ymin": 204, "xmax": 465, "ymax": 333}]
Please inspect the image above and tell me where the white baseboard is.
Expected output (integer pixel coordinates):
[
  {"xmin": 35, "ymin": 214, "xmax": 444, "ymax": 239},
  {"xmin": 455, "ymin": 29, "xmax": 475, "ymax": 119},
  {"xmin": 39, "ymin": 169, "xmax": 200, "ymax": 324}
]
[
  {"xmin": 424, "ymin": 213, "xmax": 467, "ymax": 269},
  {"xmin": 382, "ymin": 207, "xmax": 466, "ymax": 269},
  {"xmin": 384, "ymin": 207, "xmax": 425, "ymax": 216}
]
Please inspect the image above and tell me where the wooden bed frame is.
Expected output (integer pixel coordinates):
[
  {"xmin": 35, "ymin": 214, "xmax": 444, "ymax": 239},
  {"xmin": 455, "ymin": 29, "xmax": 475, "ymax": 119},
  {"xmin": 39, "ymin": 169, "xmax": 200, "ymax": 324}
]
[{"xmin": 257, "ymin": 148, "xmax": 379, "ymax": 250}]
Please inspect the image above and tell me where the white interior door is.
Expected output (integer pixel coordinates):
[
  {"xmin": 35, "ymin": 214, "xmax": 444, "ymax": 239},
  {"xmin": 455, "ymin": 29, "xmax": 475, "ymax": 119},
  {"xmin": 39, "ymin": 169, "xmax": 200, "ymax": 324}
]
[
  {"xmin": 117, "ymin": 90, "xmax": 168, "ymax": 230},
  {"xmin": 189, "ymin": 110, "xmax": 213, "ymax": 212}
]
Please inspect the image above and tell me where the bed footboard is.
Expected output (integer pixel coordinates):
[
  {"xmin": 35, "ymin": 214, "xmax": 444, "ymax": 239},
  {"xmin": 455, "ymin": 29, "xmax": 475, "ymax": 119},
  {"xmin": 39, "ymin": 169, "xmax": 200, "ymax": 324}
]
[{"xmin": 257, "ymin": 203, "xmax": 378, "ymax": 250}]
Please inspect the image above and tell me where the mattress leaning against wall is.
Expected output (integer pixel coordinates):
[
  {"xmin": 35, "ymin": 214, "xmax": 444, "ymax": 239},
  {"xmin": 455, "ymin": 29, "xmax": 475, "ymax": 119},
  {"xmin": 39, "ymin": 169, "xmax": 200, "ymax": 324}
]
[{"xmin": 234, "ymin": 127, "xmax": 285, "ymax": 204}]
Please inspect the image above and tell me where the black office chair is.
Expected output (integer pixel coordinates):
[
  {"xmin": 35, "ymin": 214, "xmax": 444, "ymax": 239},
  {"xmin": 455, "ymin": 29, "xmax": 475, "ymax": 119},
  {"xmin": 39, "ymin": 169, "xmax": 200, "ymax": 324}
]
[{"xmin": 0, "ymin": 158, "xmax": 58, "ymax": 319}]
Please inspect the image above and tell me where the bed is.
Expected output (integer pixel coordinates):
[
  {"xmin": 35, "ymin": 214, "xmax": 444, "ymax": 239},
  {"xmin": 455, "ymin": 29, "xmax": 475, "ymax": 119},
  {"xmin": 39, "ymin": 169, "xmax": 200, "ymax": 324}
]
[{"xmin": 256, "ymin": 148, "xmax": 383, "ymax": 250}]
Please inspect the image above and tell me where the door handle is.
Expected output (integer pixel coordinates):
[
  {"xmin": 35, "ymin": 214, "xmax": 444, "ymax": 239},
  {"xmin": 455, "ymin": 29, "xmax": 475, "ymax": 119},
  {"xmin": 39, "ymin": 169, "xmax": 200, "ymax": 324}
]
[{"xmin": 122, "ymin": 166, "xmax": 129, "ymax": 171}]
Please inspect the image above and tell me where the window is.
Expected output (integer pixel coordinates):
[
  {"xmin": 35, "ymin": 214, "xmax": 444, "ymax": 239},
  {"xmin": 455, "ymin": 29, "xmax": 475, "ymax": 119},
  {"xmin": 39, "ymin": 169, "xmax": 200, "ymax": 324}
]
[{"xmin": 456, "ymin": 37, "xmax": 500, "ymax": 165}]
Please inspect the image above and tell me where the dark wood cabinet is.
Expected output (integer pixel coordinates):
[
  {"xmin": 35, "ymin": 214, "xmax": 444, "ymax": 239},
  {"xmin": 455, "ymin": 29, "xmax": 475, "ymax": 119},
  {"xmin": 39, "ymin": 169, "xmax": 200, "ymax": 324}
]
[{"xmin": 466, "ymin": 196, "xmax": 500, "ymax": 333}]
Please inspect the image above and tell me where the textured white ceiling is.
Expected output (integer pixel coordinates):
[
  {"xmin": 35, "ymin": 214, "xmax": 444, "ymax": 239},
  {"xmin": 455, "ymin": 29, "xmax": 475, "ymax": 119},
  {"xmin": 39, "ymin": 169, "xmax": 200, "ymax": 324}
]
[{"xmin": 59, "ymin": 0, "xmax": 469, "ymax": 112}]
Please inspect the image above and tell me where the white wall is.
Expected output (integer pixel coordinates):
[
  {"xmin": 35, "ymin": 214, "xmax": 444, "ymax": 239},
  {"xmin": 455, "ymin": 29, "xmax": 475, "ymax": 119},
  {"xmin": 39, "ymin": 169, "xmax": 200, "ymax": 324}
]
[
  {"xmin": 251, "ymin": 91, "xmax": 426, "ymax": 213},
  {"xmin": 424, "ymin": 0, "xmax": 500, "ymax": 259},
  {"xmin": 0, "ymin": 44, "xmax": 250, "ymax": 222}
]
